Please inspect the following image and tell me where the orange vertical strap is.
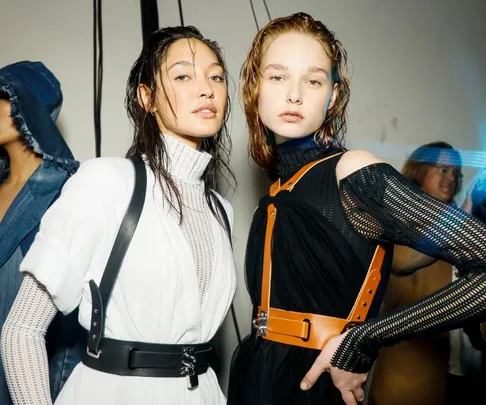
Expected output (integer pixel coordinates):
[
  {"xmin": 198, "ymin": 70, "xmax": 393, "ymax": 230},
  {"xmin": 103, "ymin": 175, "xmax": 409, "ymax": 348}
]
[
  {"xmin": 260, "ymin": 204, "xmax": 277, "ymax": 311},
  {"xmin": 346, "ymin": 245, "xmax": 384, "ymax": 322},
  {"xmin": 260, "ymin": 153, "xmax": 344, "ymax": 312}
]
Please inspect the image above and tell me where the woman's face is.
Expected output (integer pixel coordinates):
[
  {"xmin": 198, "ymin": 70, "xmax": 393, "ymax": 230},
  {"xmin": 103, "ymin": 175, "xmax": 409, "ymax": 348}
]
[
  {"xmin": 421, "ymin": 151, "xmax": 460, "ymax": 202},
  {"xmin": 0, "ymin": 98, "xmax": 19, "ymax": 146},
  {"xmin": 257, "ymin": 32, "xmax": 336, "ymax": 145},
  {"xmin": 144, "ymin": 38, "xmax": 228, "ymax": 149}
]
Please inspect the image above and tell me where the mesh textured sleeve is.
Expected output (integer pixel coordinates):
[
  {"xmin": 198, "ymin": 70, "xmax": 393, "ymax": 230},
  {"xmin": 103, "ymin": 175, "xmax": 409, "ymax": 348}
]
[
  {"xmin": 331, "ymin": 163, "xmax": 486, "ymax": 373},
  {"xmin": 1, "ymin": 274, "xmax": 58, "ymax": 405}
]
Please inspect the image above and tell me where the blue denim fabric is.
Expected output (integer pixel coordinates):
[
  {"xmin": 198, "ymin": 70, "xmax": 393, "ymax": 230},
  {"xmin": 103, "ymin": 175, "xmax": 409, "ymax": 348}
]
[
  {"xmin": 47, "ymin": 309, "xmax": 85, "ymax": 400},
  {"xmin": 0, "ymin": 163, "xmax": 85, "ymax": 403},
  {"xmin": 0, "ymin": 61, "xmax": 77, "ymax": 174}
]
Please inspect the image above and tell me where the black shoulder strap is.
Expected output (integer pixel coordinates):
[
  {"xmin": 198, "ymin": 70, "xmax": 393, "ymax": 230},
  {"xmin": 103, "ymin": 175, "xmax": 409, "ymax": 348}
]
[
  {"xmin": 212, "ymin": 192, "xmax": 242, "ymax": 344},
  {"xmin": 87, "ymin": 155, "xmax": 147, "ymax": 356},
  {"xmin": 213, "ymin": 193, "xmax": 232, "ymax": 248}
]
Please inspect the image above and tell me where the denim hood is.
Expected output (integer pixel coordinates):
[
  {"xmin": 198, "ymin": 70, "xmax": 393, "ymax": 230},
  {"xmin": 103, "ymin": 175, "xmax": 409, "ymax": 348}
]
[{"xmin": 0, "ymin": 61, "xmax": 79, "ymax": 178}]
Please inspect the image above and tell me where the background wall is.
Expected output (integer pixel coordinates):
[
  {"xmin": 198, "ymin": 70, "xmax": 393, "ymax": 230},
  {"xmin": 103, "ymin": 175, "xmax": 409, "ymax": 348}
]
[{"xmin": 1, "ymin": 0, "xmax": 485, "ymax": 392}]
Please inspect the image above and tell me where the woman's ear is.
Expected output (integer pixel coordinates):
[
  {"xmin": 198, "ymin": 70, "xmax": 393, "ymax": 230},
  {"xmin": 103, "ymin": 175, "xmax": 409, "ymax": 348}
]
[{"xmin": 137, "ymin": 84, "xmax": 153, "ymax": 113}]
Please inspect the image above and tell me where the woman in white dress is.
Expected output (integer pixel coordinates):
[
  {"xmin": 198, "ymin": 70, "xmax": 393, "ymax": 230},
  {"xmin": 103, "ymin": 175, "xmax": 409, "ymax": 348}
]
[{"xmin": 1, "ymin": 26, "xmax": 236, "ymax": 405}]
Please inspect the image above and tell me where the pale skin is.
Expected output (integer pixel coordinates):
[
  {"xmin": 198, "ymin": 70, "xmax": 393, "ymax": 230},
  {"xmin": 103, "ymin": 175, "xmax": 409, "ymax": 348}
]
[
  {"xmin": 0, "ymin": 97, "xmax": 43, "ymax": 222},
  {"xmin": 137, "ymin": 38, "xmax": 227, "ymax": 151},
  {"xmin": 257, "ymin": 32, "xmax": 378, "ymax": 405}
]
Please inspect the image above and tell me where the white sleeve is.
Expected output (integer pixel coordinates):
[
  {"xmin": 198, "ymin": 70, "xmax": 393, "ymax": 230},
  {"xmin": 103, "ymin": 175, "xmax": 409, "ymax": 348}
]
[
  {"xmin": 1, "ymin": 275, "xmax": 57, "ymax": 405},
  {"xmin": 20, "ymin": 158, "xmax": 124, "ymax": 315}
]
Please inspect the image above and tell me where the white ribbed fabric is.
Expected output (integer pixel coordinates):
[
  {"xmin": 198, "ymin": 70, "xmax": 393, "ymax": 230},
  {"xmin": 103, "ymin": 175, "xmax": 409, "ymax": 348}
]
[
  {"xmin": 164, "ymin": 135, "xmax": 214, "ymax": 304},
  {"xmin": 1, "ymin": 274, "xmax": 56, "ymax": 405}
]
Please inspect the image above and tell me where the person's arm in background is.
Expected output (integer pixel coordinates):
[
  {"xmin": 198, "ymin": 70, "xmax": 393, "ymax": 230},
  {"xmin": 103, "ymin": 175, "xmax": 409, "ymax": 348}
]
[
  {"xmin": 393, "ymin": 173, "xmax": 479, "ymax": 275},
  {"xmin": 392, "ymin": 245, "xmax": 436, "ymax": 275},
  {"xmin": 301, "ymin": 153, "xmax": 486, "ymax": 405}
]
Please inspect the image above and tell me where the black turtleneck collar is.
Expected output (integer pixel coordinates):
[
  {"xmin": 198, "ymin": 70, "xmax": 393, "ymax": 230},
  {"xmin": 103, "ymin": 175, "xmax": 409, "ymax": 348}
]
[{"xmin": 276, "ymin": 134, "xmax": 342, "ymax": 179}]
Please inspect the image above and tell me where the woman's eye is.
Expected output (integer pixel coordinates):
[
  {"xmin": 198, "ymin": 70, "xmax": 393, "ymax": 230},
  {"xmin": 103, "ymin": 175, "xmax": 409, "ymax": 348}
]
[
  {"xmin": 210, "ymin": 75, "xmax": 224, "ymax": 82},
  {"xmin": 270, "ymin": 75, "xmax": 283, "ymax": 82},
  {"xmin": 174, "ymin": 75, "xmax": 190, "ymax": 81}
]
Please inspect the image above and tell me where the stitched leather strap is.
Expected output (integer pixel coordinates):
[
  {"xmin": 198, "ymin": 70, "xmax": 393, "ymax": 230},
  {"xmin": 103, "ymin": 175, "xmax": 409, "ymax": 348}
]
[
  {"xmin": 347, "ymin": 249, "xmax": 384, "ymax": 322},
  {"xmin": 258, "ymin": 306, "xmax": 348, "ymax": 349},
  {"xmin": 213, "ymin": 194, "xmax": 232, "ymax": 248},
  {"xmin": 83, "ymin": 337, "xmax": 212, "ymax": 378},
  {"xmin": 213, "ymin": 194, "xmax": 242, "ymax": 344},
  {"xmin": 87, "ymin": 155, "xmax": 147, "ymax": 356},
  {"xmin": 257, "ymin": 154, "xmax": 385, "ymax": 350}
]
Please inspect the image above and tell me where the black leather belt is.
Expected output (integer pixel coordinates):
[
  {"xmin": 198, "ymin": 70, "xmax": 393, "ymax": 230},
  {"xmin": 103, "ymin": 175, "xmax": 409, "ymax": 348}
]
[{"xmin": 82, "ymin": 337, "xmax": 212, "ymax": 388}]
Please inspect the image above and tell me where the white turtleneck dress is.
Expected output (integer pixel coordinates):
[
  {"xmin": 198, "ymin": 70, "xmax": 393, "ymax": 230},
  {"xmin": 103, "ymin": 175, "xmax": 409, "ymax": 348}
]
[{"xmin": 1, "ymin": 136, "xmax": 236, "ymax": 405}]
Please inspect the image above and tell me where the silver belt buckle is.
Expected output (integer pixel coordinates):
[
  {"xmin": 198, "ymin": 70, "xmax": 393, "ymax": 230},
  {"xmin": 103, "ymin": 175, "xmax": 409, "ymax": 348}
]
[
  {"xmin": 86, "ymin": 347, "xmax": 102, "ymax": 359},
  {"xmin": 181, "ymin": 347, "xmax": 198, "ymax": 389},
  {"xmin": 252, "ymin": 310, "xmax": 268, "ymax": 336}
]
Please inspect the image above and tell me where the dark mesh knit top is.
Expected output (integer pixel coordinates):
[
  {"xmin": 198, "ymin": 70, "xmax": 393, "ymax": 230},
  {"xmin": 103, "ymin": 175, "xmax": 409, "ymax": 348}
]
[{"xmin": 228, "ymin": 136, "xmax": 486, "ymax": 405}]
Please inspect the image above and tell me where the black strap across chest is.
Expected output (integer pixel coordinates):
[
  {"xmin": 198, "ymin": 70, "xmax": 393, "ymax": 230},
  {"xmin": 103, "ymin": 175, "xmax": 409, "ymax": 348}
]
[
  {"xmin": 86, "ymin": 155, "xmax": 235, "ymax": 356},
  {"xmin": 87, "ymin": 155, "xmax": 147, "ymax": 356}
]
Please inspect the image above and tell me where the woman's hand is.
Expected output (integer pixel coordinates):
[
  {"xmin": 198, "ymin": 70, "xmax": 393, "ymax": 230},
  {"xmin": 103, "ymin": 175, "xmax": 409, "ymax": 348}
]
[
  {"xmin": 461, "ymin": 169, "xmax": 486, "ymax": 214},
  {"xmin": 461, "ymin": 184, "xmax": 474, "ymax": 214},
  {"xmin": 300, "ymin": 331, "xmax": 368, "ymax": 405}
]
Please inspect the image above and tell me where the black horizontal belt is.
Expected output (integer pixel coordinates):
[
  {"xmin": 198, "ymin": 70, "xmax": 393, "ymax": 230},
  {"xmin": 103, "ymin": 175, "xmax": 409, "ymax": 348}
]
[{"xmin": 83, "ymin": 337, "xmax": 212, "ymax": 388}]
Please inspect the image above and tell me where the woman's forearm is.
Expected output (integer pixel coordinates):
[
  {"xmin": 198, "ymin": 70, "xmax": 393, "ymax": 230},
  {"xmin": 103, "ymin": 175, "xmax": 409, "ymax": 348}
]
[{"xmin": 1, "ymin": 274, "xmax": 58, "ymax": 405}]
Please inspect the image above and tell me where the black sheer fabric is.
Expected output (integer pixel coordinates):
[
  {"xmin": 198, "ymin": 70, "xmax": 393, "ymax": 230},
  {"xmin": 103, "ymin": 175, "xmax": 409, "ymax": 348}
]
[
  {"xmin": 331, "ymin": 163, "xmax": 486, "ymax": 372},
  {"xmin": 228, "ymin": 137, "xmax": 393, "ymax": 405}
]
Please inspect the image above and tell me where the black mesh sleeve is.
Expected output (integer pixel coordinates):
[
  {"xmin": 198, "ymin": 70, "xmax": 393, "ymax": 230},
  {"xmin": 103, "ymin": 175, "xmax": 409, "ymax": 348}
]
[{"xmin": 330, "ymin": 163, "xmax": 486, "ymax": 373}]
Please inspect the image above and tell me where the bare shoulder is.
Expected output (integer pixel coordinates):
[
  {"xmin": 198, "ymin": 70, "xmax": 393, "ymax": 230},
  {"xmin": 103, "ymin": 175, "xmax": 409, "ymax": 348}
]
[{"xmin": 336, "ymin": 150, "xmax": 385, "ymax": 183}]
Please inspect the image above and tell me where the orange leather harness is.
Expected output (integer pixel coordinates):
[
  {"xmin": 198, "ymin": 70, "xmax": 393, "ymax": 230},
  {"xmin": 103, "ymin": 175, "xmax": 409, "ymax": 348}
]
[{"xmin": 253, "ymin": 154, "xmax": 385, "ymax": 350}]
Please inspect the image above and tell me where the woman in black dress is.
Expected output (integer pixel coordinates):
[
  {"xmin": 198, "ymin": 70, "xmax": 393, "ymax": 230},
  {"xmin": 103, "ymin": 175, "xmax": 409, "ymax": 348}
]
[{"xmin": 228, "ymin": 12, "xmax": 486, "ymax": 405}]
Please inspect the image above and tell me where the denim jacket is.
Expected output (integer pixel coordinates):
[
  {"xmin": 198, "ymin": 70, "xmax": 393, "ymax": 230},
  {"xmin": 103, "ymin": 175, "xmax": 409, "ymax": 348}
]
[
  {"xmin": 0, "ymin": 162, "xmax": 85, "ymax": 404},
  {"xmin": 0, "ymin": 61, "xmax": 84, "ymax": 403}
]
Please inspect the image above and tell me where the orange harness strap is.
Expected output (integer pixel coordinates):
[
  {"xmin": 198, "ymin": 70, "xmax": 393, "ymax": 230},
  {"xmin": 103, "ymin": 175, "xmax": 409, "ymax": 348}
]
[{"xmin": 253, "ymin": 154, "xmax": 385, "ymax": 350}]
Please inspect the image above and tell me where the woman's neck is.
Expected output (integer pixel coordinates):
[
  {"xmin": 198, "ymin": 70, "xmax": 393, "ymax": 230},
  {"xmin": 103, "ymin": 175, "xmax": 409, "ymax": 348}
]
[
  {"xmin": 163, "ymin": 133, "xmax": 212, "ymax": 185},
  {"xmin": 276, "ymin": 134, "xmax": 340, "ymax": 178},
  {"xmin": 2, "ymin": 140, "xmax": 42, "ymax": 186},
  {"xmin": 162, "ymin": 130, "xmax": 204, "ymax": 151}
]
